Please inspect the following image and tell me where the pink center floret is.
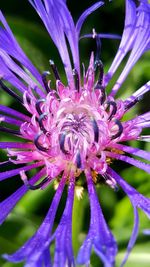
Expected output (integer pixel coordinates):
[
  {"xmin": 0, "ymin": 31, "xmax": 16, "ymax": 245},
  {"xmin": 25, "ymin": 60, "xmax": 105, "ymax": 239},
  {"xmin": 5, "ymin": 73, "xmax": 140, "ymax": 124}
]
[{"xmin": 9, "ymin": 55, "xmax": 142, "ymax": 185}]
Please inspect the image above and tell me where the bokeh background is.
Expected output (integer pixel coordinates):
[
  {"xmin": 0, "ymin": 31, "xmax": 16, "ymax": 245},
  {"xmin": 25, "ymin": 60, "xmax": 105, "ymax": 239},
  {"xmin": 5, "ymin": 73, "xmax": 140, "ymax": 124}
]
[{"xmin": 0, "ymin": 0, "xmax": 150, "ymax": 266}]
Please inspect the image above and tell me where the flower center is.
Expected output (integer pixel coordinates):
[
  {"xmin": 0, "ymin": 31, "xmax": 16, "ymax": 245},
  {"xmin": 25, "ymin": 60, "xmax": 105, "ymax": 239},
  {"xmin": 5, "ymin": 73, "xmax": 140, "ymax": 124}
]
[
  {"xmin": 20, "ymin": 86, "xmax": 127, "ymax": 174},
  {"xmin": 14, "ymin": 56, "xmax": 141, "ymax": 192},
  {"xmin": 57, "ymin": 106, "xmax": 99, "ymax": 167}
]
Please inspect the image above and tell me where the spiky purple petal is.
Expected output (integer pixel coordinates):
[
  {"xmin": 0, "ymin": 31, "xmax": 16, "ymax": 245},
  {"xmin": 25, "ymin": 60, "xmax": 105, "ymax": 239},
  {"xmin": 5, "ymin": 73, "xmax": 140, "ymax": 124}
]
[
  {"xmin": 51, "ymin": 174, "xmax": 75, "ymax": 267},
  {"xmin": 77, "ymin": 169, "xmax": 117, "ymax": 267},
  {"xmin": 107, "ymin": 167, "xmax": 150, "ymax": 266},
  {"xmin": 4, "ymin": 173, "xmax": 67, "ymax": 264},
  {"xmin": 76, "ymin": 1, "xmax": 104, "ymax": 35},
  {"xmin": 0, "ymin": 168, "xmax": 46, "ymax": 225},
  {"xmin": 0, "ymin": 162, "xmax": 43, "ymax": 181},
  {"xmin": 106, "ymin": 152, "xmax": 150, "ymax": 174}
]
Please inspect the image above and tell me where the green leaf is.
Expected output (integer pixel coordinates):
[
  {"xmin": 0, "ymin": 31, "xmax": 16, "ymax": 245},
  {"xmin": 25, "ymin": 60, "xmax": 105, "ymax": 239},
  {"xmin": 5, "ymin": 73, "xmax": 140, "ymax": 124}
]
[
  {"xmin": 116, "ymin": 242, "xmax": 150, "ymax": 267},
  {"xmin": 72, "ymin": 190, "xmax": 88, "ymax": 255}
]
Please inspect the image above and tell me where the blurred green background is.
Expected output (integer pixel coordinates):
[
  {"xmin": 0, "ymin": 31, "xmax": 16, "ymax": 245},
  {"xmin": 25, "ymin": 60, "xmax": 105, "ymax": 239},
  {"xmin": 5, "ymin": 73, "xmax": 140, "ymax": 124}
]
[{"xmin": 0, "ymin": 0, "xmax": 150, "ymax": 266}]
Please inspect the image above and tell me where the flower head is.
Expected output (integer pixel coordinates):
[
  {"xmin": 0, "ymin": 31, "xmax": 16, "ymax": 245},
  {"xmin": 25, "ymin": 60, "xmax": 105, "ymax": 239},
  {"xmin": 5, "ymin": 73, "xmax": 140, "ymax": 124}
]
[{"xmin": 0, "ymin": 0, "xmax": 150, "ymax": 267}]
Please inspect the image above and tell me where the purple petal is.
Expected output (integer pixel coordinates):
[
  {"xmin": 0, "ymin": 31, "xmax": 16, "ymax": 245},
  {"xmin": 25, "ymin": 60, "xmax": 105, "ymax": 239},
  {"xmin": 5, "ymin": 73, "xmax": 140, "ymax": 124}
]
[
  {"xmin": 24, "ymin": 248, "xmax": 51, "ymax": 267},
  {"xmin": 110, "ymin": 2, "xmax": 150, "ymax": 96},
  {"xmin": 104, "ymin": 0, "xmax": 137, "ymax": 86},
  {"xmin": 0, "ymin": 57, "xmax": 27, "ymax": 93},
  {"xmin": 0, "ymin": 50, "xmax": 41, "ymax": 90},
  {"xmin": 1, "ymin": 115, "xmax": 22, "ymax": 126},
  {"xmin": 0, "ymin": 11, "xmax": 44, "ymax": 88},
  {"xmin": 128, "ymin": 111, "xmax": 150, "ymax": 128},
  {"xmin": 76, "ymin": 2, "xmax": 104, "ymax": 35},
  {"xmin": 124, "ymin": 81, "xmax": 150, "ymax": 107},
  {"xmin": 77, "ymin": 169, "xmax": 117, "ymax": 266},
  {"xmin": 0, "ymin": 168, "xmax": 46, "ymax": 225},
  {"xmin": 0, "ymin": 104, "xmax": 30, "ymax": 122},
  {"xmin": 4, "ymin": 173, "xmax": 67, "ymax": 263},
  {"xmin": 143, "ymin": 229, "xmax": 150, "ymax": 235},
  {"xmin": 106, "ymin": 152, "xmax": 150, "ymax": 174},
  {"xmin": 137, "ymin": 135, "xmax": 150, "ymax": 142},
  {"xmin": 107, "ymin": 167, "xmax": 150, "ymax": 266},
  {"xmin": 0, "ymin": 142, "xmax": 34, "ymax": 149},
  {"xmin": 107, "ymin": 167, "xmax": 150, "ymax": 217},
  {"xmin": 55, "ymin": 1, "xmax": 80, "ymax": 75},
  {"xmin": 29, "ymin": 0, "xmax": 75, "ymax": 85},
  {"xmin": 111, "ymin": 143, "xmax": 150, "ymax": 161},
  {"xmin": 0, "ymin": 161, "xmax": 43, "ymax": 181},
  {"xmin": 52, "ymin": 174, "xmax": 75, "ymax": 267},
  {"xmin": 25, "ymin": 257, "xmax": 43, "ymax": 267},
  {"xmin": 43, "ymin": 249, "xmax": 51, "ymax": 267},
  {"xmin": 120, "ymin": 207, "xmax": 139, "ymax": 267}
]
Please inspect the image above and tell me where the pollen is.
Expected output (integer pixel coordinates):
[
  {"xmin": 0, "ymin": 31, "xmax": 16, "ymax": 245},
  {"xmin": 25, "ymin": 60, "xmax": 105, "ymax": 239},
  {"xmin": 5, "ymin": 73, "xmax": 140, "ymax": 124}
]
[
  {"xmin": 75, "ymin": 169, "xmax": 82, "ymax": 178},
  {"xmin": 75, "ymin": 185, "xmax": 84, "ymax": 200},
  {"xmin": 91, "ymin": 170, "xmax": 98, "ymax": 183},
  {"xmin": 111, "ymin": 148, "xmax": 125, "ymax": 155},
  {"xmin": 106, "ymin": 157, "xmax": 113, "ymax": 164}
]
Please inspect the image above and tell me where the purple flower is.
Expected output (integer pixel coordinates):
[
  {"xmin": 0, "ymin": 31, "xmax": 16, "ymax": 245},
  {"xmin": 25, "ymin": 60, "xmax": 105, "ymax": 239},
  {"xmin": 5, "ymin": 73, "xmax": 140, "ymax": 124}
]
[{"xmin": 0, "ymin": 0, "xmax": 150, "ymax": 266}]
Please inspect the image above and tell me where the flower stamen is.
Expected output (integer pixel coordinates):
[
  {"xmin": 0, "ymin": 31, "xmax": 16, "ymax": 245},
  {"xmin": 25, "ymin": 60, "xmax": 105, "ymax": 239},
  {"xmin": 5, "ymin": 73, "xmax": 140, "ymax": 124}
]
[
  {"xmin": 111, "ymin": 119, "xmax": 123, "ymax": 140},
  {"xmin": 73, "ymin": 68, "xmax": 80, "ymax": 92},
  {"xmin": 124, "ymin": 96, "xmax": 142, "ymax": 111},
  {"xmin": 35, "ymin": 99, "xmax": 46, "ymax": 115},
  {"xmin": 42, "ymin": 71, "xmax": 51, "ymax": 93},
  {"xmin": 49, "ymin": 60, "xmax": 60, "ymax": 81},
  {"xmin": 38, "ymin": 113, "xmax": 48, "ymax": 134},
  {"xmin": 34, "ymin": 132, "xmax": 49, "ymax": 152},
  {"xmin": 0, "ymin": 126, "xmax": 20, "ymax": 135},
  {"xmin": 106, "ymin": 101, "xmax": 117, "ymax": 120},
  {"xmin": 94, "ymin": 59, "xmax": 104, "ymax": 87},
  {"xmin": 103, "ymin": 173, "xmax": 118, "ymax": 191},
  {"xmin": 0, "ymin": 79, "xmax": 23, "ymax": 104},
  {"xmin": 91, "ymin": 118, "xmax": 99, "ymax": 142},
  {"xmin": 59, "ymin": 132, "xmax": 68, "ymax": 154},
  {"xmin": 76, "ymin": 151, "xmax": 82, "ymax": 169},
  {"xmin": 93, "ymin": 28, "xmax": 102, "ymax": 63},
  {"xmin": 20, "ymin": 170, "xmax": 49, "ymax": 190}
]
